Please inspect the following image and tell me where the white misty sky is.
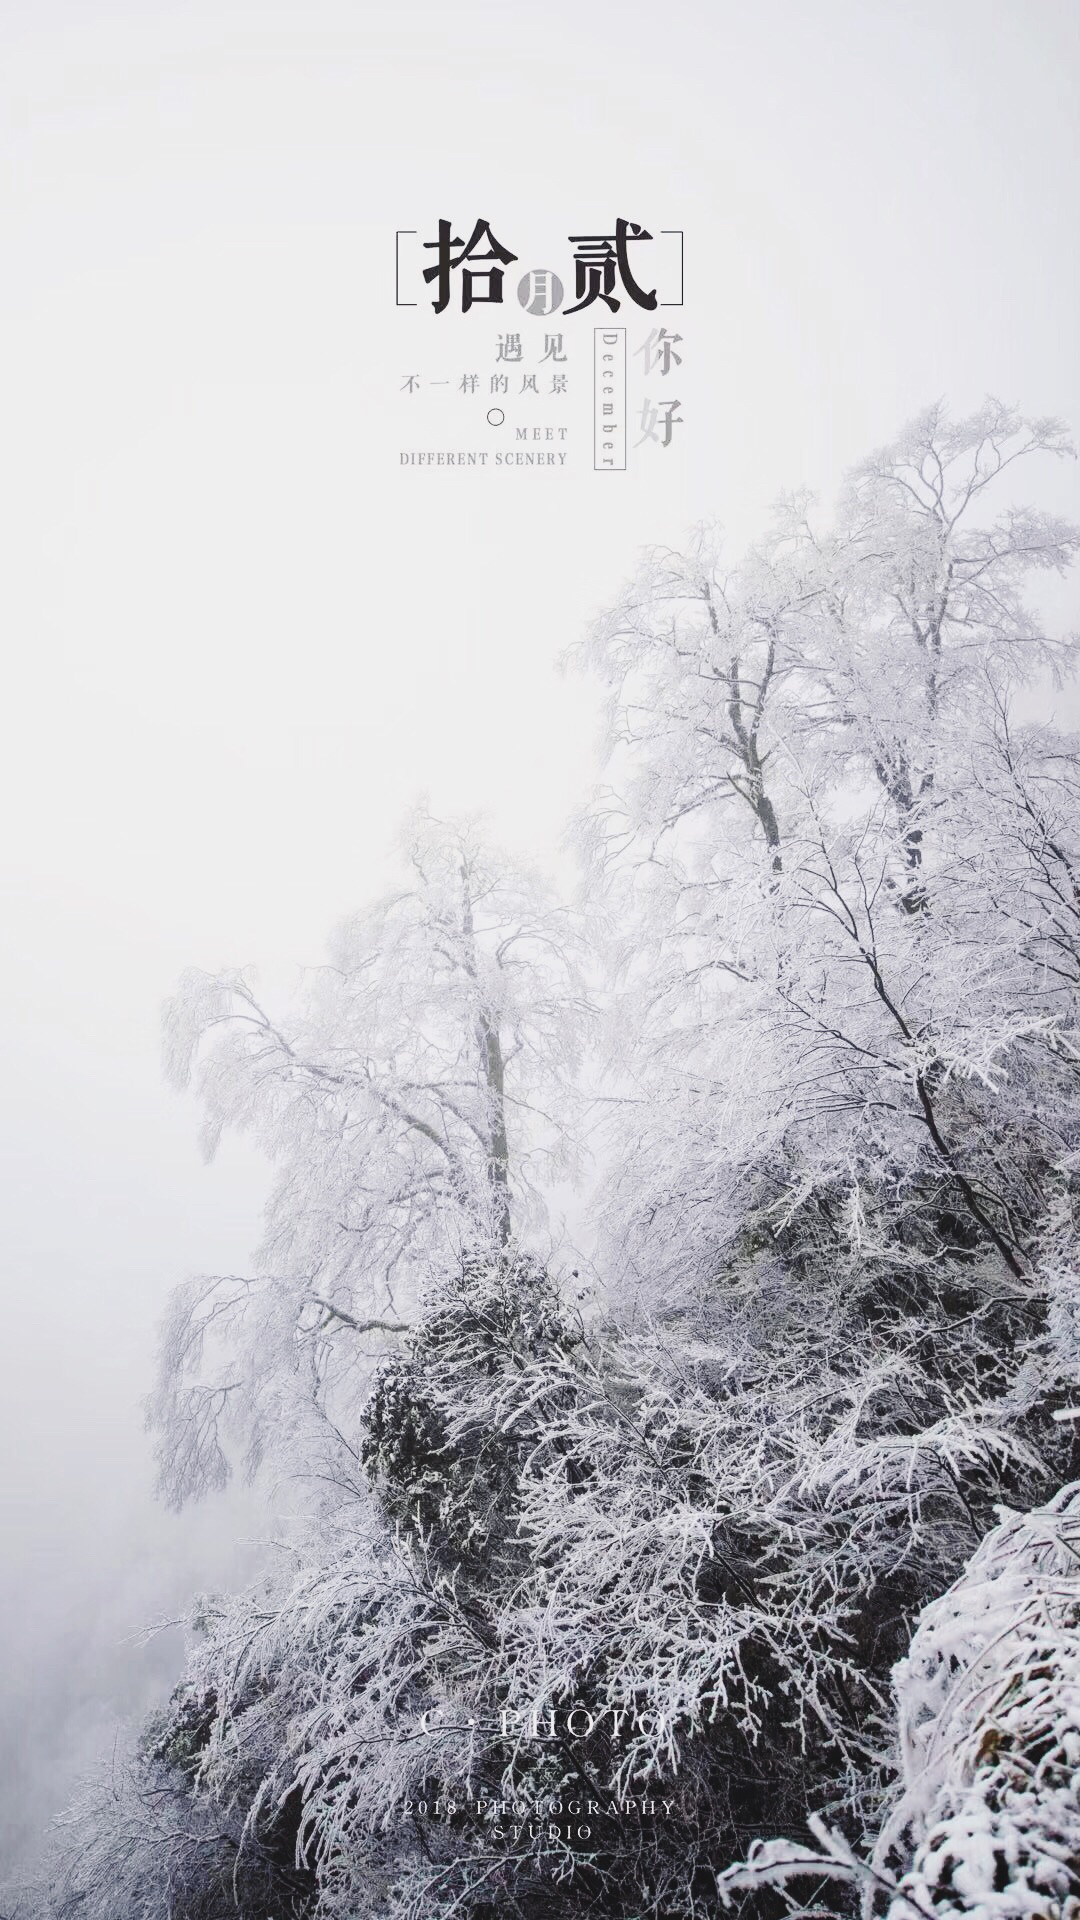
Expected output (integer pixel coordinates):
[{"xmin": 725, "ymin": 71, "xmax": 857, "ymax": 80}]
[{"xmin": 0, "ymin": 0, "xmax": 1078, "ymax": 1870}]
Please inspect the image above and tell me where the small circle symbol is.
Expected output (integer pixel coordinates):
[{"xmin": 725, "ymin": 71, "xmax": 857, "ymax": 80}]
[{"xmin": 486, "ymin": 407, "xmax": 505, "ymax": 426}]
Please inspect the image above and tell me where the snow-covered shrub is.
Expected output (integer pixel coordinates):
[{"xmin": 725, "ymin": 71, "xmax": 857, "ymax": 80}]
[{"xmin": 881, "ymin": 1482, "xmax": 1080, "ymax": 1920}]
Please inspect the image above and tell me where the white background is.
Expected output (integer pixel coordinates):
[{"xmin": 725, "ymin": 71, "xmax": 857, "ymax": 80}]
[{"xmin": 1, "ymin": 0, "xmax": 1078, "ymax": 1871}]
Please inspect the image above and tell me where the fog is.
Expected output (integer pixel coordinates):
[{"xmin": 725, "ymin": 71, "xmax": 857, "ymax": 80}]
[{"xmin": 1, "ymin": 0, "xmax": 1078, "ymax": 1878}]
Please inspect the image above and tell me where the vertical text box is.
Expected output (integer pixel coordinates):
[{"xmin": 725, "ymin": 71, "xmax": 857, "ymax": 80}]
[{"xmin": 593, "ymin": 329, "xmax": 626, "ymax": 471}]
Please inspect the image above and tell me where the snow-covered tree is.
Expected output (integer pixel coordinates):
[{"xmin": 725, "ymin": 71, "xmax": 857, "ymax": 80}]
[
  {"xmin": 719, "ymin": 1480, "xmax": 1080, "ymax": 1920},
  {"xmin": 580, "ymin": 401, "xmax": 1075, "ymax": 890},
  {"xmin": 147, "ymin": 809, "xmax": 591, "ymax": 1508}
]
